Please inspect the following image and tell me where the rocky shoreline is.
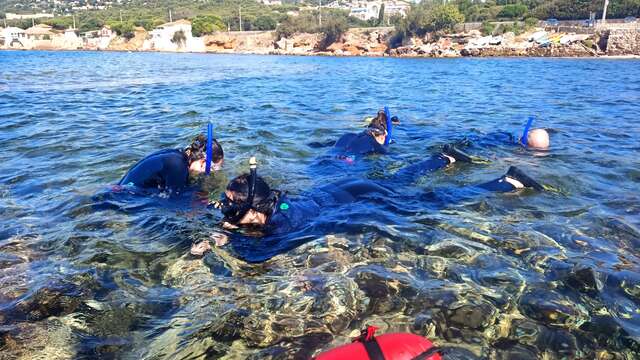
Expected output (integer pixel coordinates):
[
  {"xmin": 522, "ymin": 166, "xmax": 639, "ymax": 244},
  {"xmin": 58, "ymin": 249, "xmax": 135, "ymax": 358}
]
[{"xmin": 3, "ymin": 26, "xmax": 640, "ymax": 58}]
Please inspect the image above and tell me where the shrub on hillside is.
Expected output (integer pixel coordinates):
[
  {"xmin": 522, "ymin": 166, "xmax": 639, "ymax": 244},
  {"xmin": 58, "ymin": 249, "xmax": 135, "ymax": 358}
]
[
  {"xmin": 110, "ymin": 21, "xmax": 136, "ymax": 40},
  {"xmin": 172, "ymin": 29, "xmax": 187, "ymax": 46},
  {"xmin": 481, "ymin": 21, "xmax": 495, "ymax": 36},
  {"xmin": 394, "ymin": 3, "xmax": 465, "ymax": 43},
  {"xmin": 318, "ymin": 15, "xmax": 348, "ymax": 49},
  {"xmin": 191, "ymin": 15, "xmax": 225, "ymax": 36},
  {"xmin": 275, "ymin": 13, "xmax": 317, "ymax": 39},
  {"xmin": 254, "ymin": 15, "xmax": 277, "ymax": 30},
  {"xmin": 497, "ymin": 4, "xmax": 528, "ymax": 19}
]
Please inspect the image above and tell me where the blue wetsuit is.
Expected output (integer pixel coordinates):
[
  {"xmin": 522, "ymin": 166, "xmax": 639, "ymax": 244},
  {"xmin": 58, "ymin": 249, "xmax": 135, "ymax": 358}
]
[
  {"xmin": 333, "ymin": 131, "xmax": 388, "ymax": 156},
  {"xmin": 457, "ymin": 131, "xmax": 519, "ymax": 149},
  {"xmin": 223, "ymin": 154, "xmax": 520, "ymax": 262},
  {"xmin": 119, "ymin": 149, "xmax": 190, "ymax": 193}
]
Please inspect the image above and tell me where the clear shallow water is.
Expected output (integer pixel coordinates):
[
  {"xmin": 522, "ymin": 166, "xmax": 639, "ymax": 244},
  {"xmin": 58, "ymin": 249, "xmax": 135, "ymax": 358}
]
[{"xmin": 1, "ymin": 51, "xmax": 640, "ymax": 359}]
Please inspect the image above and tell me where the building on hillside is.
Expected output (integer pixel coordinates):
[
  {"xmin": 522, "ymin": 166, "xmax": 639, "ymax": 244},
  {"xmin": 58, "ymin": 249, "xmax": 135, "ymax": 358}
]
[
  {"xmin": 100, "ymin": 25, "xmax": 113, "ymax": 38},
  {"xmin": 342, "ymin": 1, "xmax": 411, "ymax": 21},
  {"xmin": 54, "ymin": 28, "xmax": 82, "ymax": 49},
  {"xmin": 349, "ymin": 1, "xmax": 382, "ymax": 21},
  {"xmin": 261, "ymin": 0, "xmax": 282, "ymax": 5},
  {"xmin": 143, "ymin": 19, "xmax": 204, "ymax": 52},
  {"xmin": 25, "ymin": 24, "xmax": 55, "ymax": 41},
  {"xmin": 5, "ymin": 12, "xmax": 54, "ymax": 20},
  {"xmin": 1, "ymin": 27, "xmax": 27, "ymax": 48},
  {"xmin": 82, "ymin": 25, "xmax": 115, "ymax": 50}
]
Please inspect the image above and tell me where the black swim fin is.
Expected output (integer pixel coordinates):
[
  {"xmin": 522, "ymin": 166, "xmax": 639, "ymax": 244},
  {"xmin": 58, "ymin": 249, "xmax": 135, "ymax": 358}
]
[
  {"xmin": 506, "ymin": 166, "xmax": 544, "ymax": 191},
  {"xmin": 442, "ymin": 144, "xmax": 472, "ymax": 163},
  {"xmin": 442, "ymin": 144, "xmax": 494, "ymax": 164}
]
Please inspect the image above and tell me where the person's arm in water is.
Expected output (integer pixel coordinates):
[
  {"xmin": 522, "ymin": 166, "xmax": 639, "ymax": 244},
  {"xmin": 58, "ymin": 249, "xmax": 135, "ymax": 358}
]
[{"xmin": 390, "ymin": 144, "xmax": 479, "ymax": 186}]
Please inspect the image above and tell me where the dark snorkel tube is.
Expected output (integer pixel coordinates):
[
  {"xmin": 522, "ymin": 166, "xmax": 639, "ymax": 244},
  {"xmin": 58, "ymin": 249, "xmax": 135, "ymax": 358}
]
[
  {"xmin": 247, "ymin": 156, "xmax": 257, "ymax": 207},
  {"xmin": 215, "ymin": 157, "xmax": 258, "ymax": 224},
  {"xmin": 520, "ymin": 116, "xmax": 534, "ymax": 147},
  {"xmin": 384, "ymin": 106, "xmax": 392, "ymax": 146},
  {"xmin": 205, "ymin": 122, "xmax": 213, "ymax": 175}
]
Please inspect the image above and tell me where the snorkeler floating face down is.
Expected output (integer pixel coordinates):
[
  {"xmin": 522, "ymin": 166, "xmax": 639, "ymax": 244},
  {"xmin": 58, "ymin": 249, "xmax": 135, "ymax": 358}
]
[
  {"xmin": 216, "ymin": 173, "xmax": 277, "ymax": 228},
  {"xmin": 185, "ymin": 134, "xmax": 224, "ymax": 174},
  {"xmin": 526, "ymin": 128, "xmax": 550, "ymax": 150}
]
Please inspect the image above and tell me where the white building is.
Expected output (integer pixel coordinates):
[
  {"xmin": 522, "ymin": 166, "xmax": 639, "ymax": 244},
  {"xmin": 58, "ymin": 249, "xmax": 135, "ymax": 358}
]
[
  {"xmin": 143, "ymin": 19, "xmax": 204, "ymax": 52},
  {"xmin": 347, "ymin": 1, "xmax": 410, "ymax": 21},
  {"xmin": 261, "ymin": 0, "xmax": 282, "ymax": 5},
  {"xmin": 1, "ymin": 27, "xmax": 27, "ymax": 48},
  {"xmin": 5, "ymin": 12, "xmax": 54, "ymax": 20},
  {"xmin": 82, "ymin": 25, "xmax": 115, "ymax": 50}
]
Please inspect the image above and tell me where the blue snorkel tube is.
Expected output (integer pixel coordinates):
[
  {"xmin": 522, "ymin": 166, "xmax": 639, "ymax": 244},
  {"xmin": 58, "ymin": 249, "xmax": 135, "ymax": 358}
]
[
  {"xmin": 521, "ymin": 116, "xmax": 534, "ymax": 147},
  {"xmin": 384, "ymin": 106, "xmax": 392, "ymax": 146},
  {"xmin": 205, "ymin": 122, "xmax": 213, "ymax": 175}
]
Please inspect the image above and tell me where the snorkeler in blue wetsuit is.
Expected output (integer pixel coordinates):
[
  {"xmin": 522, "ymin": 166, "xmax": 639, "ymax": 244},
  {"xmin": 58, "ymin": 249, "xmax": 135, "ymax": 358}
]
[
  {"xmin": 193, "ymin": 150, "xmax": 545, "ymax": 262},
  {"xmin": 457, "ymin": 117, "xmax": 551, "ymax": 151},
  {"xmin": 310, "ymin": 108, "xmax": 400, "ymax": 163},
  {"xmin": 117, "ymin": 134, "xmax": 224, "ymax": 194}
]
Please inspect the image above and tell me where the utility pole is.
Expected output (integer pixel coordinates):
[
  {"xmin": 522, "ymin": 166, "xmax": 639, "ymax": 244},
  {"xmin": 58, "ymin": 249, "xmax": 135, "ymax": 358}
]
[
  {"xmin": 119, "ymin": 10, "xmax": 123, "ymax": 23},
  {"xmin": 32, "ymin": 18, "xmax": 35, "ymax": 27},
  {"xmin": 239, "ymin": 5, "xmax": 242, "ymax": 31},
  {"xmin": 602, "ymin": 0, "xmax": 609, "ymax": 24},
  {"xmin": 169, "ymin": 9, "xmax": 173, "ymax": 23},
  {"xmin": 318, "ymin": 0, "xmax": 322, "ymax": 26},
  {"xmin": 72, "ymin": 15, "xmax": 76, "ymax": 29}
]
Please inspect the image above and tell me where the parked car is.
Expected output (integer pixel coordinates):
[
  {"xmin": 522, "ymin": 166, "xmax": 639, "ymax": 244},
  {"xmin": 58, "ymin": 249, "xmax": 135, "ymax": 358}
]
[
  {"xmin": 624, "ymin": 16, "xmax": 637, "ymax": 23},
  {"xmin": 546, "ymin": 18, "xmax": 560, "ymax": 26},
  {"xmin": 581, "ymin": 19, "xmax": 595, "ymax": 27}
]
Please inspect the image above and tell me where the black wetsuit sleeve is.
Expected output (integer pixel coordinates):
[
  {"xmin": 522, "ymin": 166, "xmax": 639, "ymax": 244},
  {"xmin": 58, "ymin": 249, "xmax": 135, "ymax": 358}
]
[
  {"xmin": 390, "ymin": 154, "xmax": 450, "ymax": 186},
  {"xmin": 334, "ymin": 133, "xmax": 359, "ymax": 149},
  {"xmin": 333, "ymin": 132, "xmax": 388, "ymax": 155}
]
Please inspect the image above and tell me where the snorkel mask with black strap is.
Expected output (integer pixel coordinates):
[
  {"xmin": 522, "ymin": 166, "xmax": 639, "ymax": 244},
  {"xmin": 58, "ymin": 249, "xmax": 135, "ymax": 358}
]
[
  {"xmin": 215, "ymin": 157, "xmax": 258, "ymax": 223},
  {"xmin": 214, "ymin": 157, "xmax": 279, "ymax": 225}
]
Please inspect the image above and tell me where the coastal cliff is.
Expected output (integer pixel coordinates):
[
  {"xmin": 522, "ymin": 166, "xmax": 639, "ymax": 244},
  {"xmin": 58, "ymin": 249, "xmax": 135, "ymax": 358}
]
[{"xmin": 3, "ymin": 25, "xmax": 639, "ymax": 58}]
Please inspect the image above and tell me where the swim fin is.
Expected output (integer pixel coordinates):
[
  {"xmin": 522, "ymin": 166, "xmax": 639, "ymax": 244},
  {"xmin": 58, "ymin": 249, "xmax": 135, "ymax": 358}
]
[
  {"xmin": 443, "ymin": 144, "xmax": 490, "ymax": 164},
  {"xmin": 505, "ymin": 166, "xmax": 544, "ymax": 191}
]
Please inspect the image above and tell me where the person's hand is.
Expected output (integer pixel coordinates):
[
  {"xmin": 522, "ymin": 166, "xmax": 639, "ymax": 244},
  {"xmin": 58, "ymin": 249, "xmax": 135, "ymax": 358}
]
[
  {"xmin": 222, "ymin": 221, "xmax": 238, "ymax": 230},
  {"xmin": 211, "ymin": 232, "xmax": 229, "ymax": 247},
  {"xmin": 190, "ymin": 240, "xmax": 212, "ymax": 256}
]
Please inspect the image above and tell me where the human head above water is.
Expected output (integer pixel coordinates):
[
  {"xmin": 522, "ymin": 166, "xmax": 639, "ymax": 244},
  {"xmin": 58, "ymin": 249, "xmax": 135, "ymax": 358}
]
[
  {"xmin": 367, "ymin": 110, "xmax": 389, "ymax": 145},
  {"xmin": 222, "ymin": 174, "xmax": 278, "ymax": 226},
  {"xmin": 526, "ymin": 128, "xmax": 550, "ymax": 150},
  {"xmin": 184, "ymin": 134, "xmax": 224, "ymax": 174}
]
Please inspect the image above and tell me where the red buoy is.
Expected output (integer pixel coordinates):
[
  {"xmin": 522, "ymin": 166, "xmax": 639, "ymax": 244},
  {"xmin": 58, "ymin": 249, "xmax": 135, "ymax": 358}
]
[{"xmin": 315, "ymin": 326, "xmax": 442, "ymax": 360}]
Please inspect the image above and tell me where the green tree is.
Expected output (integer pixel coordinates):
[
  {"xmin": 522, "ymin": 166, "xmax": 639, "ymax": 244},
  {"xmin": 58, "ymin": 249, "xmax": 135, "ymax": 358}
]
[
  {"xmin": 172, "ymin": 29, "xmax": 186, "ymax": 46},
  {"xmin": 45, "ymin": 17, "xmax": 74, "ymax": 30},
  {"xmin": 497, "ymin": 4, "xmax": 528, "ymax": 19},
  {"xmin": 254, "ymin": 14, "xmax": 276, "ymax": 30},
  {"xmin": 318, "ymin": 15, "xmax": 348, "ymax": 49},
  {"xmin": 275, "ymin": 12, "xmax": 317, "ymax": 39},
  {"xmin": 429, "ymin": 4, "xmax": 465, "ymax": 32},
  {"xmin": 109, "ymin": 21, "xmax": 135, "ymax": 40},
  {"xmin": 191, "ymin": 15, "xmax": 224, "ymax": 36},
  {"xmin": 377, "ymin": 3, "xmax": 385, "ymax": 26}
]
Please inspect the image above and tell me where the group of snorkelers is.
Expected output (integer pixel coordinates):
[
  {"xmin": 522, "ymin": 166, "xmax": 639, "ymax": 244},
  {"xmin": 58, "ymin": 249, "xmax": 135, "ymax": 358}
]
[{"xmin": 115, "ymin": 109, "xmax": 551, "ymax": 261}]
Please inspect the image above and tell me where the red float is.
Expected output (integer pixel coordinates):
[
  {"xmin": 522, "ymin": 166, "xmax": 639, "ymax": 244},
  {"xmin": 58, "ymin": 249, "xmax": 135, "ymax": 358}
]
[{"xmin": 315, "ymin": 326, "xmax": 442, "ymax": 360}]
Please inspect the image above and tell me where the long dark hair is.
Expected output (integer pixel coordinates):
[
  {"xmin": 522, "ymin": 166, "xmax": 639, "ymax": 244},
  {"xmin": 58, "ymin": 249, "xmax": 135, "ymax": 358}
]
[
  {"xmin": 368, "ymin": 110, "xmax": 388, "ymax": 132},
  {"xmin": 184, "ymin": 134, "xmax": 223, "ymax": 164},
  {"xmin": 226, "ymin": 174, "xmax": 279, "ymax": 216}
]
